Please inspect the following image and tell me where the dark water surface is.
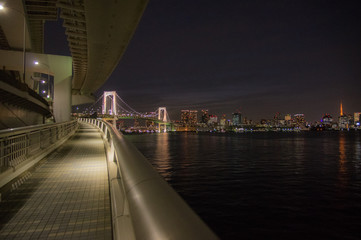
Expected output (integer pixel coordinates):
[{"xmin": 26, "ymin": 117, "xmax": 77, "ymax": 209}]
[{"xmin": 125, "ymin": 132, "xmax": 361, "ymax": 239}]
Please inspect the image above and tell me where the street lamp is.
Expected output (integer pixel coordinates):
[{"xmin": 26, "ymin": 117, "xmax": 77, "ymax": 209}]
[{"xmin": 0, "ymin": 4, "xmax": 27, "ymax": 84}]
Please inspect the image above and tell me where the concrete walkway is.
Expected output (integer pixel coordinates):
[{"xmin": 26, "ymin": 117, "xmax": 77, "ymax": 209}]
[{"xmin": 0, "ymin": 124, "xmax": 112, "ymax": 239}]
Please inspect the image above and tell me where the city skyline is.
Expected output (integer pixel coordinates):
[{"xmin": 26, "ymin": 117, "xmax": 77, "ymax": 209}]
[
  {"xmin": 74, "ymin": 94, "xmax": 357, "ymax": 125},
  {"xmin": 45, "ymin": 0, "xmax": 361, "ymax": 122}
]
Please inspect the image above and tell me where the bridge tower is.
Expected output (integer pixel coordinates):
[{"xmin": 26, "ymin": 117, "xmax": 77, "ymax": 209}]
[
  {"xmin": 158, "ymin": 107, "xmax": 168, "ymax": 132},
  {"xmin": 158, "ymin": 107, "xmax": 167, "ymax": 122},
  {"xmin": 102, "ymin": 91, "xmax": 117, "ymax": 115}
]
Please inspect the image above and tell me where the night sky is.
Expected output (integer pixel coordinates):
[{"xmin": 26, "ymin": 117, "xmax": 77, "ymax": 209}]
[{"xmin": 45, "ymin": 0, "xmax": 361, "ymax": 122}]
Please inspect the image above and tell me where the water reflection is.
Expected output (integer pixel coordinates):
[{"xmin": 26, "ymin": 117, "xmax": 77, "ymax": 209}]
[
  {"xmin": 355, "ymin": 135, "xmax": 361, "ymax": 173},
  {"xmin": 155, "ymin": 133, "xmax": 172, "ymax": 181},
  {"xmin": 338, "ymin": 134, "xmax": 347, "ymax": 186},
  {"xmin": 128, "ymin": 132, "xmax": 361, "ymax": 239}
]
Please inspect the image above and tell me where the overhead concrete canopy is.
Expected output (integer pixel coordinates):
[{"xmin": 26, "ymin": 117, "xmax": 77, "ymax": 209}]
[
  {"xmin": 1, "ymin": 0, "xmax": 149, "ymax": 121},
  {"xmin": 58, "ymin": 0, "xmax": 148, "ymax": 97},
  {"xmin": 1, "ymin": 0, "xmax": 148, "ymax": 97}
]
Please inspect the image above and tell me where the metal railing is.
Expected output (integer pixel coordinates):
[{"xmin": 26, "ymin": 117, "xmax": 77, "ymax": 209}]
[
  {"xmin": 80, "ymin": 118, "xmax": 218, "ymax": 240},
  {"xmin": 0, "ymin": 121, "xmax": 78, "ymax": 172}
]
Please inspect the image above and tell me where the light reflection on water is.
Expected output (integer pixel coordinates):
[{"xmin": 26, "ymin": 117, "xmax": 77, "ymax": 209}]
[
  {"xmin": 338, "ymin": 134, "xmax": 347, "ymax": 187},
  {"xmin": 154, "ymin": 133, "xmax": 172, "ymax": 181},
  {"xmin": 126, "ymin": 131, "xmax": 361, "ymax": 239}
]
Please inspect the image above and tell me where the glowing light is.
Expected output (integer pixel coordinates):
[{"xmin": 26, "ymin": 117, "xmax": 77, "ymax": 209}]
[
  {"xmin": 41, "ymin": 80, "xmax": 45, "ymax": 83},
  {"xmin": 340, "ymin": 101, "xmax": 343, "ymax": 116},
  {"xmin": 42, "ymin": 90, "xmax": 46, "ymax": 93},
  {"xmin": 0, "ymin": 5, "xmax": 4, "ymax": 10},
  {"xmin": 34, "ymin": 61, "xmax": 39, "ymax": 65}
]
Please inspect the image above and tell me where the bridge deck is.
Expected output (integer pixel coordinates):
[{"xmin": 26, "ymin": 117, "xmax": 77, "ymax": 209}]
[{"xmin": 0, "ymin": 124, "xmax": 112, "ymax": 239}]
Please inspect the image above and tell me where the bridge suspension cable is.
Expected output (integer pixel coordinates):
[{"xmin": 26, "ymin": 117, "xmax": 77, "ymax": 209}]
[
  {"xmin": 83, "ymin": 94, "xmax": 104, "ymax": 113},
  {"xmin": 115, "ymin": 93, "xmax": 141, "ymax": 115},
  {"xmin": 116, "ymin": 102, "xmax": 134, "ymax": 115}
]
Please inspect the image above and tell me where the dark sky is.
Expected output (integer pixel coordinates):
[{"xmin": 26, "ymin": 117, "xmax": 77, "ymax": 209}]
[{"xmin": 45, "ymin": 0, "xmax": 361, "ymax": 122}]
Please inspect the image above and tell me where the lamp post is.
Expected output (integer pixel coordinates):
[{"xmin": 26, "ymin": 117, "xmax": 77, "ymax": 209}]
[{"xmin": 0, "ymin": 4, "xmax": 27, "ymax": 84}]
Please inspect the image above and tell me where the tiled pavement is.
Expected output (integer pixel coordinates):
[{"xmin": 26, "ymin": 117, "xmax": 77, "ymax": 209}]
[{"xmin": 0, "ymin": 124, "xmax": 112, "ymax": 239}]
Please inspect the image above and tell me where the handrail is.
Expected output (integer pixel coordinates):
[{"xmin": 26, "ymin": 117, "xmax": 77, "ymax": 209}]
[
  {"xmin": 80, "ymin": 118, "xmax": 218, "ymax": 240},
  {"xmin": 0, "ymin": 121, "xmax": 73, "ymax": 137},
  {"xmin": 0, "ymin": 120, "xmax": 78, "ymax": 174}
]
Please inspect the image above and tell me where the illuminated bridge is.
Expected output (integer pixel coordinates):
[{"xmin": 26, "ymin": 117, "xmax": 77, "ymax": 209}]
[
  {"xmin": 0, "ymin": 0, "xmax": 217, "ymax": 239},
  {"xmin": 80, "ymin": 91, "xmax": 173, "ymax": 132}
]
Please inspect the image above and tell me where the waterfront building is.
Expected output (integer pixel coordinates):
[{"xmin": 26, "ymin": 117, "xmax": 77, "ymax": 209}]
[
  {"xmin": 354, "ymin": 112, "xmax": 361, "ymax": 125},
  {"xmin": 322, "ymin": 114, "xmax": 333, "ymax": 124},
  {"xmin": 181, "ymin": 110, "xmax": 197, "ymax": 127},
  {"xmin": 339, "ymin": 115, "xmax": 349, "ymax": 129},
  {"xmin": 208, "ymin": 115, "xmax": 218, "ymax": 125},
  {"xmin": 232, "ymin": 112, "xmax": 242, "ymax": 126},
  {"xmin": 189, "ymin": 110, "xmax": 198, "ymax": 126},
  {"xmin": 338, "ymin": 102, "xmax": 354, "ymax": 129},
  {"xmin": 284, "ymin": 114, "xmax": 292, "ymax": 126},
  {"xmin": 294, "ymin": 114, "xmax": 305, "ymax": 124},
  {"xmin": 220, "ymin": 114, "xmax": 227, "ymax": 128},
  {"xmin": 201, "ymin": 109, "xmax": 210, "ymax": 124},
  {"xmin": 181, "ymin": 110, "xmax": 190, "ymax": 126}
]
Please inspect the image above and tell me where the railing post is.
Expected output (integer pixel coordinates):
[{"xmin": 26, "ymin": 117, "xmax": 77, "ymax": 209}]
[
  {"xmin": 0, "ymin": 138, "xmax": 4, "ymax": 168},
  {"xmin": 25, "ymin": 132, "xmax": 29, "ymax": 157}
]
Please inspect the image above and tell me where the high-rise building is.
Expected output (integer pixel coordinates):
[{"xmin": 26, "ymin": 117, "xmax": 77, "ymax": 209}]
[
  {"xmin": 232, "ymin": 112, "xmax": 242, "ymax": 126},
  {"xmin": 181, "ymin": 110, "xmax": 190, "ymax": 126},
  {"xmin": 181, "ymin": 110, "xmax": 197, "ymax": 126},
  {"xmin": 201, "ymin": 109, "xmax": 210, "ymax": 124},
  {"xmin": 189, "ymin": 110, "xmax": 198, "ymax": 126},
  {"xmin": 339, "ymin": 115, "xmax": 349, "ymax": 129},
  {"xmin": 220, "ymin": 114, "xmax": 226, "ymax": 127},
  {"xmin": 354, "ymin": 112, "xmax": 361, "ymax": 124}
]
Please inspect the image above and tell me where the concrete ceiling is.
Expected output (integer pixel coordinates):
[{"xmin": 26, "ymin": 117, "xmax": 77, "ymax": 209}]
[
  {"xmin": 0, "ymin": 0, "xmax": 148, "ymax": 97},
  {"xmin": 58, "ymin": 0, "xmax": 149, "ymax": 96}
]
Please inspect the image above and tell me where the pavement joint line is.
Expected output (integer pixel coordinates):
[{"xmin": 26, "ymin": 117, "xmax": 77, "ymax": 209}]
[{"xmin": 0, "ymin": 124, "xmax": 112, "ymax": 239}]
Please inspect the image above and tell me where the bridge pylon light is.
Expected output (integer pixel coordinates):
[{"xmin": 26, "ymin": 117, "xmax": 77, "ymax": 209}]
[
  {"xmin": 157, "ymin": 107, "xmax": 169, "ymax": 132},
  {"xmin": 103, "ymin": 91, "xmax": 117, "ymax": 115},
  {"xmin": 158, "ymin": 107, "xmax": 168, "ymax": 122}
]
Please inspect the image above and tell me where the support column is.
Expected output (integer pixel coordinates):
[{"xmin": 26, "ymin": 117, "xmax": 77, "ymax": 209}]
[{"xmin": 53, "ymin": 76, "xmax": 72, "ymax": 122}]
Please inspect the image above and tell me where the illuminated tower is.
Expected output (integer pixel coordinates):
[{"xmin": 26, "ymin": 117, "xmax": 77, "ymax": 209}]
[
  {"xmin": 340, "ymin": 101, "xmax": 343, "ymax": 116},
  {"xmin": 102, "ymin": 91, "xmax": 117, "ymax": 115}
]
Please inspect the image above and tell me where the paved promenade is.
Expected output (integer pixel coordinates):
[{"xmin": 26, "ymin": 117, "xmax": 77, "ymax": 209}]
[{"xmin": 0, "ymin": 124, "xmax": 112, "ymax": 239}]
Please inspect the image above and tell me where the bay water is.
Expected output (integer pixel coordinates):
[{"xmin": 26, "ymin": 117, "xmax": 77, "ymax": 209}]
[{"xmin": 125, "ymin": 131, "xmax": 361, "ymax": 239}]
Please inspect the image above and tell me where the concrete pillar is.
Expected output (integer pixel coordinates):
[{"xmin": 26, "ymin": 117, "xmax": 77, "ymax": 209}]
[
  {"xmin": 53, "ymin": 76, "xmax": 72, "ymax": 122},
  {"xmin": 33, "ymin": 54, "xmax": 73, "ymax": 123}
]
